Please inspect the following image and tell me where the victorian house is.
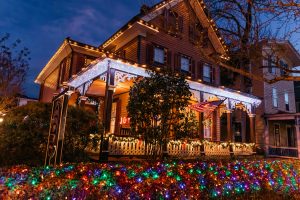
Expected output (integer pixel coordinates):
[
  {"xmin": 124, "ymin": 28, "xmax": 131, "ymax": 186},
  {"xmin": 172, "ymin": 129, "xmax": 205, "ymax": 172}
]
[{"xmin": 37, "ymin": 0, "xmax": 262, "ymax": 160}]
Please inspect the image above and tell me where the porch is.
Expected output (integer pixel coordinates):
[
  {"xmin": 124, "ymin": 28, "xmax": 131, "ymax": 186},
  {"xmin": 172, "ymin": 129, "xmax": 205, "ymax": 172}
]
[
  {"xmin": 265, "ymin": 113, "xmax": 300, "ymax": 159},
  {"xmin": 46, "ymin": 56, "xmax": 261, "ymax": 164}
]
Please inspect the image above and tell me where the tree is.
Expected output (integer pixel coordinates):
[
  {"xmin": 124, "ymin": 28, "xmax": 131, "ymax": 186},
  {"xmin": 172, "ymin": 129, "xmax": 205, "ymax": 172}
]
[
  {"xmin": 0, "ymin": 33, "xmax": 30, "ymax": 114},
  {"xmin": 0, "ymin": 102, "xmax": 99, "ymax": 166},
  {"xmin": 127, "ymin": 70, "xmax": 195, "ymax": 157},
  {"xmin": 202, "ymin": 0, "xmax": 300, "ymax": 84}
]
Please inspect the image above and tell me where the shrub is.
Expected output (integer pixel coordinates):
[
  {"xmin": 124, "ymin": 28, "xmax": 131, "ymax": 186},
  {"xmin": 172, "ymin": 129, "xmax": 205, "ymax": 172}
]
[{"xmin": 0, "ymin": 102, "xmax": 98, "ymax": 166}]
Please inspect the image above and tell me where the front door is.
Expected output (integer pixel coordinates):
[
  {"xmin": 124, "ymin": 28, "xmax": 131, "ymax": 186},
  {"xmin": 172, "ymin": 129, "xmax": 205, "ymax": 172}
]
[
  {"xmin": 274, "ymin": 124, "xmax": 280, "ymax": 146},
  {"xmin": 234, "ymin": 122, "xmax": 242, "ymax": 142},
  {"xmin": 287, "ymin": 126, "xmax": 295, "ymax": 147}
]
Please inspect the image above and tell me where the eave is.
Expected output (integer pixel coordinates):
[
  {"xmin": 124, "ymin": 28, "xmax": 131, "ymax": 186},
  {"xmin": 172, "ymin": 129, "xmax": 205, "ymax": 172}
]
[{"xmin": 35, "ymin": 38, "xmax": 102, "ymax": 84}]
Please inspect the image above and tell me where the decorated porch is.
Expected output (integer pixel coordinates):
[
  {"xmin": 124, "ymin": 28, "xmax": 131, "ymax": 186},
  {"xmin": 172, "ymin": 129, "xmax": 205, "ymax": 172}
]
[{"xmin": 45, "ymin": 56, "xmax": 261, "ymax": 164}]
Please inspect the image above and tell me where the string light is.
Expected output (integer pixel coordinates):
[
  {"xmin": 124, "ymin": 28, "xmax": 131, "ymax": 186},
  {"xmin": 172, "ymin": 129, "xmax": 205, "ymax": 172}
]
[{"xmin": 0, "ymin": 160, "xmax": 299, "ymax": 199}]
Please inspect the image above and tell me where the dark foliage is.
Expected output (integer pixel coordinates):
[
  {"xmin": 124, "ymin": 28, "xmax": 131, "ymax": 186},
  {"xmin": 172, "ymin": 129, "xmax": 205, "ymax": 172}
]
[{"xmin": 0, "ymin": 102, "xmax": 98, "ymax": 167}]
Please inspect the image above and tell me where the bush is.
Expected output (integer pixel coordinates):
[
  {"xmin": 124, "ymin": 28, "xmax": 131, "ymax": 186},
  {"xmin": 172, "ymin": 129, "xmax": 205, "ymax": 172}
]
[{"xmin": 0, "ymin": 102, "xmax": 99, "ymax": 167}]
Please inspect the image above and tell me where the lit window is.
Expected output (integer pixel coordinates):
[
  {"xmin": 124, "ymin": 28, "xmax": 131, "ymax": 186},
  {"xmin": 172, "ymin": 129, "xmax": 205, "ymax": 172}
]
[
  {"xmin": 203, "ymin": 64, "xmax": 211, "ymax": 83},
  {"xmin": 154, "ymin": 47, "xmax": 165, "ymax": 64},
  {"xmin": 285, "ymin": 92, "xmax": 289, "ymax": 111},
  {"xmin": 272, "ymin": 88, "xmax": 278, "ymax": 107},
  {"xmin": 180, "ymin": 56, "xmax": 190, "ymax": 72}
]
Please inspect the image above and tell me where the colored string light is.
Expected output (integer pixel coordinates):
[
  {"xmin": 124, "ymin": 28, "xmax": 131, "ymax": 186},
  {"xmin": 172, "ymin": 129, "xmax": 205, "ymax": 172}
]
[{"xmin": 0, "ymin": 160, "xmax": 299, "ymax": 199}]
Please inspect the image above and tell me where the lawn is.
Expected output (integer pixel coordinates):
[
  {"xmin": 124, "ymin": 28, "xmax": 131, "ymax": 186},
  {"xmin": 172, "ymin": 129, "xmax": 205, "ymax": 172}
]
[{"xmin": 0, "ymin": 159, "xmax": 299, "ymax": 199}]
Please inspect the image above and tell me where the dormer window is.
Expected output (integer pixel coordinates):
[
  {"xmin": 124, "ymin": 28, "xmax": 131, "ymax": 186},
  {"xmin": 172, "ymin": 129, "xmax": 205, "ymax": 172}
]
[
  {"xmin": 180, "ymin": 55, "xmax": 190, "ymax": 72},
  {"xmin": 154, "ymin": 47, "xmax": 165, "ymax": 64}
]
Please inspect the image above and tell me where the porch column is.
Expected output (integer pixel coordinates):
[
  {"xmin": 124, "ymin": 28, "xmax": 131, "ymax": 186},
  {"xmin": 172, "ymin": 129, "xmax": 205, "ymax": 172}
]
[
  {"xmin": 79, "ymin": 96, "xmax": 88, "ymax": 107},
  {"xmin": 199, "ymin": 113, "xmax": 204, "ymax": 140},
  {"xmin": 212, "ymin": 111, "xmax": 218, "ymax": 141},
  {"xmin": 249, "ymin": 114, "xmax": 256, "ymax": 143},
  {"xmin": 226, "ymin": 110, "xmax": 232, "ymax": 141},
  {"xmin": 99, "ymin": 63, "xmax": 115, "ymax": 162},
  {"xmin": 103, "ymin": 68, "xmax": 116, "ymax": 133},
  {"xmin": 295, "ymin": 124, "xmax": 300, "ymax": 159}
]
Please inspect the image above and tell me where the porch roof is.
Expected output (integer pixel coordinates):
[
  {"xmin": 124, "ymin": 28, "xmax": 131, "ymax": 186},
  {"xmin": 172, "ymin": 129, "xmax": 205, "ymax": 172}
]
[{"xmin": 67, "ymin": 58, "xmax": 261, "ymax": 107}]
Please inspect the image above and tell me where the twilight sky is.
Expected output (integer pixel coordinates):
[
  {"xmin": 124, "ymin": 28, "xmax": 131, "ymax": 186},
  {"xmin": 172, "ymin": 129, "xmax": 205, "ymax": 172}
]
[
  {"xmin": 0, "ymin": 0, "xmax": 159, "ymax": 98},
  {"xmin": 1, "ymin": 0, "xmax": 300, "ymax": 98}
]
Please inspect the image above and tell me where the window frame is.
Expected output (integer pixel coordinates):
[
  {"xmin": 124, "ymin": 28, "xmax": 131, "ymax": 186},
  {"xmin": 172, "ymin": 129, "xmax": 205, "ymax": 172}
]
[
  {"xmin": 203, "ymin": 64, "xmax": 212, "ymax": 83},
  {"xmin": 153, "ymin": 46, "xmax": 166, "ymax": 65},
  {"xmin": 272, "ymin": 87, "xmax": 278, "ymax": 108},
  {"xmin": 284, "ymin": 92, "xmax": 289, "ymax": 111},
  {"xmin": 180, "ymin": 54, "xmax": 191, "ymax": 73}
]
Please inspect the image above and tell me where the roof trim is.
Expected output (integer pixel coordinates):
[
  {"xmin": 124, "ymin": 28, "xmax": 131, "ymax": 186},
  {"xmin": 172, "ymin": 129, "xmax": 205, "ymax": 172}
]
[
  {"xmin": 99, "ymin": 0, "xmax": 228, "ymax": 55},
  {"xmin": 35, "ymin": 38, "xmax": 101, "ymax": 84}
]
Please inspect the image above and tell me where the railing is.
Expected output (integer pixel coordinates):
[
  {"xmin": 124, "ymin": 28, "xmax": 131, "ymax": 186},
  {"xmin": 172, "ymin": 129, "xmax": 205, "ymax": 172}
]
[
  {"xmin": 86, "ymin": 136, "xmax": 256, "ymax": 158},
  {"xmin": 268, "ymin": 146, "xmax": 298, "ymax": 158},
  {"xmin": 104, "ymin": 137, "xmax": 255, "ymax": 157}
]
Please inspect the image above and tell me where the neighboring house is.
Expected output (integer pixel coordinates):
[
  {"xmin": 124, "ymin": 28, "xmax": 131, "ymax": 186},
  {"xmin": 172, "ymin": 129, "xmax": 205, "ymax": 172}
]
[
  {"xmin": 36, "ymin": 0, "xmax": 261, "ymax": 147},
  {"xmin": 17, "ymin": 95, "xmax": 38, "ymax": 106},
  {"xmin": 251, "ymin": 40, "xmax": 300, "ymax": 158},
  {"xmin": 294, "ymin": 81, "xmax": 300, "ymax": 113}
]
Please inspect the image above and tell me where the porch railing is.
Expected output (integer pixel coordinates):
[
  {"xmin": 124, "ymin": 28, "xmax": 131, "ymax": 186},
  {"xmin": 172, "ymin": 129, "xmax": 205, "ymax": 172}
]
[
  {"xmin": 87, "ymin": 136, "xmax": 255, "ymax": 158},
  {"xmin": 268, "ymin": 146, "xmax": 298, "ymax": 158}
]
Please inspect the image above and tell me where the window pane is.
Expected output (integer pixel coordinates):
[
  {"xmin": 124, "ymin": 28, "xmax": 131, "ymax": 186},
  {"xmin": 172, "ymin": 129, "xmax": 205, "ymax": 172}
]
[
  {"xmin": 181, "ymin": 56, "xmax": 189, "ymax": 72},
  {"xmin": 272, "ymin": 88, "xmax": 278, "ymax": 107},
  {"xmin": 203, "ymin": 64, "xmax": 211, "ymax": 82},
  {"xmin": 154, "ymin": 47, "xmax": 165, "ymax": 64}
]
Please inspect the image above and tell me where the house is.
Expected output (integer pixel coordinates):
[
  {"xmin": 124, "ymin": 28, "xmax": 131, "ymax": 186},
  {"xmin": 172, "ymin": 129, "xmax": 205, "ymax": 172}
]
[
  {"xmin": 36, "ymin": 0, "xmax": 262, "ymax": 162},
  {"xmin": 16, "ymin": 95, "xmax": 38, "ymax": 107},
  {"xmin": 250, "ymin": 40, "xmax": 300, "ymax": 158},
  {"xmin": 294, "ymin": 81, "xmax": 300, "ymax": 112}
]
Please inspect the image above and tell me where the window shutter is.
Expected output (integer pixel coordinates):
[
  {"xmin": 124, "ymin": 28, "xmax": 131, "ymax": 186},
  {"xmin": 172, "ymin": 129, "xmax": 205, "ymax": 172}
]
[
  {"xmin": 164, "ymin": 48, "xmax": 168, "ymax": 66},
  {"xmin": 146, "ymin": 43, "xmax": 154, "ymax": 65},
  {"xmin": 189, "ymin": 25, "xmax": 194, "ymax": 43},
  {"xmin": 178, "ymin": 16, "xmax": 184, "ymax": 33},
  {"xmin": 174, "ymin": 53, "xmax": 181, "ymax": 72},
  {"xmin": 164, "ymin": 9, "xmax": 169, "ymax": 30},
  {"xmin": 197, "ymin": 61, "xmax": 203, "ymax": 80},
  {"xmin": 211, "ymin": 67, "xmax": 216, "ymax": 84},
  {"xmin": 191, "ymin": 59, "xmax": 196, "ymax": 78},
  {"xmin": 167, "ymin": 50, "xmax": 172, "ymax": 70}
]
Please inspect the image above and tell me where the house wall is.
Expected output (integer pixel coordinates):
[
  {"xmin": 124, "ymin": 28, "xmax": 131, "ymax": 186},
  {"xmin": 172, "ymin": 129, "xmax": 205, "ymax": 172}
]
[{"xmin": 108, "ymin": 1, "xmax": 220, "ymax": 86}]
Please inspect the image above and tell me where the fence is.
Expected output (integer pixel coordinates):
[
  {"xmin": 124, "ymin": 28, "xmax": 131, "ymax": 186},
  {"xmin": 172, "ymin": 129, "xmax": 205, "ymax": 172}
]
[{"xmin": 85, "ymin": 136, "xmax": 255, "ymax": 158}]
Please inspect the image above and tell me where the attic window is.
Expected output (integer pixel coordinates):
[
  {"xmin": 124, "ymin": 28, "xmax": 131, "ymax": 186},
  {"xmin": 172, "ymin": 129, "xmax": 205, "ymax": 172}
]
[{"xmin": 163, "ymin": 9, "xmax": 183, "ymax": 35}]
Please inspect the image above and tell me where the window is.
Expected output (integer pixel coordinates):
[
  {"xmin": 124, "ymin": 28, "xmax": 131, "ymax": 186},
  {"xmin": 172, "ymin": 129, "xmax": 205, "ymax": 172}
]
[
  {"xmin": 180, "ymin": 56, "xmax": 190, "ymax": 72},
  {"xmin": 285, "ymin": 92, "xmax": 289, "ymax": 111},
  {"xmin": 280, "ymin": 60, "xmax": 288, "ymax": 76},
  {"xmin": 272, "ymin": 88, "xmax": 278, "ymax": 108},
  {"xmin": 203, "ymin": 64, "xmax": 211, "ymax": 83},
  {"xmin": 267, "ymin": 55, "xmax": 276, "ymax": 74},
  {"xmin": 154, "ymin": 47, "xmax": 165, "ymax": 64}
]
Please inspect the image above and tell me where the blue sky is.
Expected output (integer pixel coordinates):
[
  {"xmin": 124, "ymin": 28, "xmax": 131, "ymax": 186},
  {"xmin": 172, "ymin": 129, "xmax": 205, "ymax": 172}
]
[
  {"xmin": 1, "ymin": 0, "xmax": 300, "ymax": 98},
  {"xmin": 0, "ymin": 0, "xmax": 155, "ymax": 98}
]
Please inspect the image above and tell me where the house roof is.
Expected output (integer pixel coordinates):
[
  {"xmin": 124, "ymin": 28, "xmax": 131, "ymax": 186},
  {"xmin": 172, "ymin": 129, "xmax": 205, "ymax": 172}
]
[
  {"xmin": 264, "ymin": 40, "xmax": 300, "ymax": 67},
  {"xmin": 99, "ymin": 0, "xmax": 228, "ymax": 56},
  {"xmin": 35, "ymin": 38, "xmax": 102, "ymax": 84}
]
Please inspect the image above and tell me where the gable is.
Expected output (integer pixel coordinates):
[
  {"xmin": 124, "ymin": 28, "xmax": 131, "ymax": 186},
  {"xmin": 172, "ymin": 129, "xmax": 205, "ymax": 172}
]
[{"xmin": 100, "ymin": 0, "xmax": 227, "ymax": 57}]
